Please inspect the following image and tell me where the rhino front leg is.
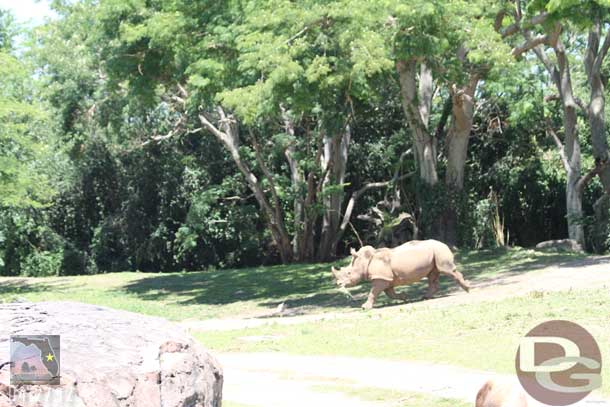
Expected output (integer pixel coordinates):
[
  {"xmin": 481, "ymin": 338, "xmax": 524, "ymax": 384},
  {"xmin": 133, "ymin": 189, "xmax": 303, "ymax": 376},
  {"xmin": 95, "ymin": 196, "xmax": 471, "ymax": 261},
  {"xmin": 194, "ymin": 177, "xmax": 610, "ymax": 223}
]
[
  {"xmin": 384, "ymin": 287, "xmax": 408, "ymax": 302},
  {"xmin": 362, "ymin": 280, "xmax": 390, "ymax": 310}
]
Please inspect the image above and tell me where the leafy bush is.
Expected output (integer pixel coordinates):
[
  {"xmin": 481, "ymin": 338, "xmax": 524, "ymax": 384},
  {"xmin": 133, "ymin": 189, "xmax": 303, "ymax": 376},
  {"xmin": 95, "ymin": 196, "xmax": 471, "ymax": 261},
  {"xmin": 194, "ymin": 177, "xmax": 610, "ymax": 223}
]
[{"xmin": 21, "ymin": 250, "xmax": 63, "ymax": 277}]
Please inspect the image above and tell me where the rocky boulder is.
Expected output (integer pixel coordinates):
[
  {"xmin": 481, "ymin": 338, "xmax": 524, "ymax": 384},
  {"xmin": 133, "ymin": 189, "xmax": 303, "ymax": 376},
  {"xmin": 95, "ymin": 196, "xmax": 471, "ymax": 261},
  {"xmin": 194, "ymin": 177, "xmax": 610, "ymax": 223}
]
[
  {"xmin": 0, "ymin": 302, "xmax": 222, "ymax": 407},
  {"xmin": 535, "ymin": 238, "xmax": 584, "ymax": 253}
]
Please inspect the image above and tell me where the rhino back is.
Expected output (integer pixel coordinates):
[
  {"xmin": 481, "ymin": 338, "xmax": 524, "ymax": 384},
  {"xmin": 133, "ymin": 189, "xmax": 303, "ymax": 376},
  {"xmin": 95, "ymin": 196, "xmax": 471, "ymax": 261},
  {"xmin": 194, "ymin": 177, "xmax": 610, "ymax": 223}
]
[{"xmin": 388, "ymin": 244, "xmax": 435, "ymax": 283}]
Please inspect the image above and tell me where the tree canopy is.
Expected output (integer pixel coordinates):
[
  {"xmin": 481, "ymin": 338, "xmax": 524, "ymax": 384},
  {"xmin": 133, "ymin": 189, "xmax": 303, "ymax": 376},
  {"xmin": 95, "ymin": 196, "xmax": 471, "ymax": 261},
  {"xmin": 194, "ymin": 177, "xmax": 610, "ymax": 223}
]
[{"xmin": 1, "ymin": 0, "xmax": 610, "ymax": 275}]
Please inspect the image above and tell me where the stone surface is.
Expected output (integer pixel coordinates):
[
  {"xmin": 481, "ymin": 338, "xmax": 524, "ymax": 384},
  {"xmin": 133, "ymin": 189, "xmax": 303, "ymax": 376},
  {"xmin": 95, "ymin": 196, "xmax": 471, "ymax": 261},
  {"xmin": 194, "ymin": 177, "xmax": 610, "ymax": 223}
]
[
  {"xmin": 535, "ymin": 238, "xmax": 584, "ymax": 252},
  {"xmin": 0, "ymin": 302, "xmax": 222, "ymax": 407}
]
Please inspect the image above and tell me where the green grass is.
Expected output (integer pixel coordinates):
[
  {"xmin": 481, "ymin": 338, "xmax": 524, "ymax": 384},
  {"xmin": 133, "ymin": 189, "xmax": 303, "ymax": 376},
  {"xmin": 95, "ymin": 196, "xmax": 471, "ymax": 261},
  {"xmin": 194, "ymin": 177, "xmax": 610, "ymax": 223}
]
[
  {"xmin": 195, "ymin": 288, "xmax": 610, "ymax": 394},
  {"xmin": 0, "ymin": 247, "xmax": 587, "ymax": 320}
]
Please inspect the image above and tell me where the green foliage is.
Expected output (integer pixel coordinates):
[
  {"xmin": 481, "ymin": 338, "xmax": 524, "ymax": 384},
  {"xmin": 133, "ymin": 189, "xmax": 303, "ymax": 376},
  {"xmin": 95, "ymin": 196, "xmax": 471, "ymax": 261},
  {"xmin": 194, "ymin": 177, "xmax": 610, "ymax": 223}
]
[
  {"xmin": 3, "ymin": 0, "xmax": 610, "ymax": 276},
  {"xmin": 0, "ymin": 45, "xmax": 55, "ymax": 207},
  {"xmin": 0, "ymin": 8, "xmax": 16, "ymax": 51}
]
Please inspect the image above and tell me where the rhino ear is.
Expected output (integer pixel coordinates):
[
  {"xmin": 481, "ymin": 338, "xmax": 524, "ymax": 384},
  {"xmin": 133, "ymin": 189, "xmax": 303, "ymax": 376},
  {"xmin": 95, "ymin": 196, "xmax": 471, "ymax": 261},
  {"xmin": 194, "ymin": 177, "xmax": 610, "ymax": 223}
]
[
  {"xmin": 350, "ymin": 247, "xmax": 357, "ymax": 256},
  {"xmin": 361, "ymin": 246, "xmax": 376, "ymax": 259}
]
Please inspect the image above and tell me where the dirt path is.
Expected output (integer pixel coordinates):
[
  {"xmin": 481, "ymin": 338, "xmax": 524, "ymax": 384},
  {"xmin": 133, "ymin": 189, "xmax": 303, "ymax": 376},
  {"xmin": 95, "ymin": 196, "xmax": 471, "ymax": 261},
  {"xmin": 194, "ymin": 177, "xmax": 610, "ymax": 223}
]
[
  {"xmin": 219, "ymin": 352, "xmax": 610, "ymax": 407},
  {"xmin": 181, "ymin": 255, "xmax": 610, "ymax": 332}
]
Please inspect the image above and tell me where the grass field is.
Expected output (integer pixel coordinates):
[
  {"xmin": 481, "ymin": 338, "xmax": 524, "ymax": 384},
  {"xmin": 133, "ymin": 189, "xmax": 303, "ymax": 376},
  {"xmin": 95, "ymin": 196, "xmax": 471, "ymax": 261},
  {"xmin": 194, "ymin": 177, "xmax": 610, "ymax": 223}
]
[
  {"xmin": 0, "ymin": 246, "xmax": 605, "ymax": 404},
  {"xmin": 0, "ymin": 247, "xmax": 584, "ymax": 320},
  {"xmin": 196, "ymin": 287, "xmax": 610, "ymax": 394}
]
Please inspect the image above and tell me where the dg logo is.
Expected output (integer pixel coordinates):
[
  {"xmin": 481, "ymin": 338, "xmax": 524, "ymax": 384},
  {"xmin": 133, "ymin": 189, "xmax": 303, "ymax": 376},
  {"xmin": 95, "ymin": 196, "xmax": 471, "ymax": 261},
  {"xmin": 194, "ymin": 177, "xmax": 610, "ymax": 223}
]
[{"xmin": 515, "ymin": 320, "xmax": 602, "ymax": 406}]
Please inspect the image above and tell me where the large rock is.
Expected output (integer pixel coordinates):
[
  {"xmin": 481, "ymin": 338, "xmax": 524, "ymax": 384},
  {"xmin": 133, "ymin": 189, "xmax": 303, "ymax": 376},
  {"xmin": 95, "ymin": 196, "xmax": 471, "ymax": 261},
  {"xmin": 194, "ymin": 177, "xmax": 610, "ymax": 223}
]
[
  {"xmin": 0, "ymin": 302, "xmax": 222, "ymax": 407},
  {"xmin": 535, "ymin": 238, "xmax": 584, "ymax": 252}
]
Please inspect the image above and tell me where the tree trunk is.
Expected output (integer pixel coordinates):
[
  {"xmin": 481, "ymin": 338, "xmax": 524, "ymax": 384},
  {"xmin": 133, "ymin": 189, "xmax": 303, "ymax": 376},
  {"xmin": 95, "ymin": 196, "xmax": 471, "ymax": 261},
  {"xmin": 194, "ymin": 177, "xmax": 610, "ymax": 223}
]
[
  {"xmin": 318, "ymin": 125, "xmax": 351, "ymax": 260},
  {"xmin": 199, "ymin": 109, "xmax": 294, "ymax": 263},
  {"xmin": 555, "ymin": 38, "xmax": 585, "ymax": 247},
  {"xmin": 525, "ymin": 31, "xmax": 585, "ymax": 246},
  {"xmin": 396, "ymin": 59, "xmax": 442, "ymax": 240},
  {"xmin": 593, "ymin": 194, "xmax": 610, "ymax": 253},
  {"xmin": 281, "ymin": 109, "xmax": 306, "ymax": 260},
  {"xmin": 446, "ymin": 79, "xmax": 477, "ymax": 190},
  {"xmin": 502, "ymin": 14, "xmax": 597, "ymax": 248},
  {"xmin": 442, "ymin": 76, "xmax": 479, "ymax": 245},
  {"xmin": 396, "ymin": 60, "xmax": 438, "ymax": 186},
  {"xmin": 567, "ymin": 171, "xmax": 585, "ymax": 244},
  {"xmin": 584, "ymin": 24, "xmax": 610, "ymax": 248}
]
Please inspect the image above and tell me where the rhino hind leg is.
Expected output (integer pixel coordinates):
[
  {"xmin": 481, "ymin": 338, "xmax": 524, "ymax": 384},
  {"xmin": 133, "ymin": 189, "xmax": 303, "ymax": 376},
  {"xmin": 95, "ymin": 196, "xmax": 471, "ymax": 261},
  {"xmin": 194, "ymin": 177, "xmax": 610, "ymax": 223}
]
[
  {"xmin": 438, "ymin": 265, "xmax": 470, "ymax": 292},
  {"xmin": 384, "ymin": 287, "xmax": 408, "ymax": 302},
  {"xmin": 425, "ymin": 271, "xmax": 440, "ymax": 299}
]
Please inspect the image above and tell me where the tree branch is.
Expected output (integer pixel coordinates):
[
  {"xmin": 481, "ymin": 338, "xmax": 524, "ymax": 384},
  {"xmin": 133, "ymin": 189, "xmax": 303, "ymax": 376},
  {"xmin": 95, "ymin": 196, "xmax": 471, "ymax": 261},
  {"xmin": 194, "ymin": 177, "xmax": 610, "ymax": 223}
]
[
  {"xmin": 435, "ymin": 97, "xmax": 453, "ymax": 138},
  {"xmin": 545, "ymin": 94, "xmax": 589, "ymax": 116},
  {"xmin": 251, "ymin": 131, "xmax": 285, "ymax": 225},
  {"xmin": 545, "ymin": 119, "xmax": 571, "ymax": 172},
  {"xmin": 594, "ymin": 28, "xmax": 610, "ymax": 73},
  {"xmin": 512, "ymin": 34, "xmax": 549, "ymax": 57},
  {"xmin": 577, "ymin": 161, "xmax": 610, "ymax": 194},
  {"xmin": 333, "ymin": 172, "xmax": 414, "ymax": 248},
  {"xmin": 499, "ymin": 12, "xmax": 549, "ymax": 38},
  {"xmin": 177, "ymin": 83, "xmax": 189, "ymax": 98}
]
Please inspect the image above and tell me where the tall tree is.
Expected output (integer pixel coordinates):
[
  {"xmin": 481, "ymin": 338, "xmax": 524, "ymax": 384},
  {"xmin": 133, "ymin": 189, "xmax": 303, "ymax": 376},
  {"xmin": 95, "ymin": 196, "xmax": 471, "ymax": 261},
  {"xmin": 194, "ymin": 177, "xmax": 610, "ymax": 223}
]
[
  {"xmin": 390, "ymin": 0, "xmax": 509, "ymax": 244},
  {"xmin": 499, "ymin": 0, "xmax": 610, "ymax": 248},
  {"xmin": 63, "ymin": 0, "xmax": 396, "ymax": 262},
  {"xmin": 219, "ymin": 1, "xmax": 393, "ymax": 260}
]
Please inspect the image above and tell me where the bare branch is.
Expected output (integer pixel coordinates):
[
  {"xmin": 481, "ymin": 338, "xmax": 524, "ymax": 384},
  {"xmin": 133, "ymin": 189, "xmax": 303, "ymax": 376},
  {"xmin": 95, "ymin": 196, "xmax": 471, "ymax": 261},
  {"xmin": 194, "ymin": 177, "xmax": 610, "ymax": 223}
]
[
  {"xmin": 512, "ymin": 34, "xmax": 549, "ymax": 57},
  {"xmin": 348, "ymin": 222, "xmax": 363, "ymax": 248},
  {"xmin": 494, "ymin": 10, "xmax": 507, "ymax": 32},
  {"xmin": 499, "ymin": 12, "xmax": 549, "ymax": 38},
  {"xmin": 531, "ymin": 44, "xmax": 557, "ymax": 80},
  {"xmin": 198, "ymin": 114, "xmax": 228, "ymax": 142},
  {"xmin": 333, "ymin": 172, "xmax": 414, "ymax": 248},
  {"xmin": 251, "ymin": 131, "xmax": 285, "ymax": 224},
  {"xmin": 594, "ymin": 28, "xmax": 610, "ymax": 73},
  {"xmin": 143, "ymin": 116, "xmax": 187, "ymax": 146},
  {"xmin": 177, "ymin": 83, "xmax": 189, "ymax": 98},
  {"xmin": 577, "ymin": 161, "xmax": 610, "ymax": 194},
  {"xmin": 545, "ymin": 94, "xmax": 589, "ymax": 115},
  {"xmin": 545, "ymin": 119, "xmax": 571, "ymax": 172},
  {"xmin": 171, "ymin": 95, "xmax": 186, "ymax": 106}
]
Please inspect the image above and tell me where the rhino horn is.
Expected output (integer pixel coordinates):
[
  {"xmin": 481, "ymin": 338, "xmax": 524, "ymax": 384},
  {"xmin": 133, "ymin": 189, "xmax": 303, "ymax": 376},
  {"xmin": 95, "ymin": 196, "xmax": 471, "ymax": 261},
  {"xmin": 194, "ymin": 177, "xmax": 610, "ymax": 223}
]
[
  {"xmin": 350, "ymin": 247, "xmax": 357, "ymax": 256},
  {"xmin": 331, "ymin": 266, "xmax": 338, "ymax": 276}
]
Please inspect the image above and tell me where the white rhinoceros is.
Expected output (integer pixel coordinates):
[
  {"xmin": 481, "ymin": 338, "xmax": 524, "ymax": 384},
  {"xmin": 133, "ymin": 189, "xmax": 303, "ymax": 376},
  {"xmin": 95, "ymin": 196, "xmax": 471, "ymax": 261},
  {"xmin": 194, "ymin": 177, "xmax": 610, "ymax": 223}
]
[{"xmin": 332, "ymin": 239, "xmax": 470, "ymax": 309}]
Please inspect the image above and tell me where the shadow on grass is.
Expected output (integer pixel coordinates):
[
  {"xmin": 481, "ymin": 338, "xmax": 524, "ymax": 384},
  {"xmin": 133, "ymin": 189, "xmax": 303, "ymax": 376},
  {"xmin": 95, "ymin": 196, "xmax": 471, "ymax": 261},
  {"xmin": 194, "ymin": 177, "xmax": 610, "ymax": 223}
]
[
  {"xmin": 121, "ymin": 263, "xmax": 337, "ymax": 306},
  {"xmin": 0, "ymin": 279, "xmax": 74, "ymax": 301},
  {"xmin": 119, "ymin": 246, "xmax": 591, "ymax": 314}
]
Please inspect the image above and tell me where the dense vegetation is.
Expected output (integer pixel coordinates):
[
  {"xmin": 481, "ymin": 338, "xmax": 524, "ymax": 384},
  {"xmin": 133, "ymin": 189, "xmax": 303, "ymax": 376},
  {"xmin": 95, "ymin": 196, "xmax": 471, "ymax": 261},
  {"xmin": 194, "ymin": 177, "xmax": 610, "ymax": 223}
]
[{"xmin": 1, "ymin": 0, "xmax": 610, "ymax": 276}]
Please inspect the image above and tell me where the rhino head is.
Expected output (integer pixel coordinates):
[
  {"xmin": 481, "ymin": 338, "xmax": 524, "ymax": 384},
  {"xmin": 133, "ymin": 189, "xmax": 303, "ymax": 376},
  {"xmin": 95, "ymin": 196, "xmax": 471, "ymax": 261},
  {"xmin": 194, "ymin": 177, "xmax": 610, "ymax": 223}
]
[{"xmin": 331, "ymin": 246, "xmax": 377, "ymax": 288}]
